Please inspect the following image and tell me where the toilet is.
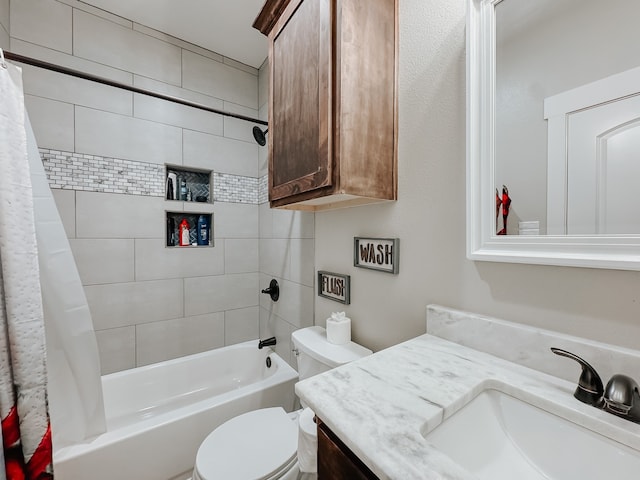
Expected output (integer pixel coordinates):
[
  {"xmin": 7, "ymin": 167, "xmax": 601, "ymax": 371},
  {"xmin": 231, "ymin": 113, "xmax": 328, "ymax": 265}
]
[{"xmin": 192, "ymin": 326, "xmax": 372, "ymax": 480}]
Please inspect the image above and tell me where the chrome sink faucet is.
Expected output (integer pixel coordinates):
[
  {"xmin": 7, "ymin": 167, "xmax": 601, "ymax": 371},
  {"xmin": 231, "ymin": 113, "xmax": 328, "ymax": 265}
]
[
  {"xmin": 551, "ymin": 347, "xmax": 640, "ymax": 424},
  {"xmin": 603, "ymin": 374, "xmax": 640, "ymax": 422}
]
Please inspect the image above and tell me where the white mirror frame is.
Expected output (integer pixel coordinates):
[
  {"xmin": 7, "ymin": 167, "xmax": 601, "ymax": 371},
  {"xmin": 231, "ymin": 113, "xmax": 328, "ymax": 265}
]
[{"xmin": 466, "ymin": 0, "xmax": 640, "ymax": 271}]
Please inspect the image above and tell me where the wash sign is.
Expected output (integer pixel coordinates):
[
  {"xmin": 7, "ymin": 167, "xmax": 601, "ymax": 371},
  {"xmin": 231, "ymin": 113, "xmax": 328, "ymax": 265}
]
[{"xmin": 353, "ymin": 237, "xmax": 399, "ymax": 274}]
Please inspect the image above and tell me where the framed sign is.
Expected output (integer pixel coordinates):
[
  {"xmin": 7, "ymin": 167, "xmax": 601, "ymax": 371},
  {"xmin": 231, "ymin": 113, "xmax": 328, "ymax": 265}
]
[
  {"xmin": 318, "ymin": 271, "xmax": 351, "ymax": 304},
  {"xmin": 354, "ymin": 237, "xmax": 399, "ymax": 274}
]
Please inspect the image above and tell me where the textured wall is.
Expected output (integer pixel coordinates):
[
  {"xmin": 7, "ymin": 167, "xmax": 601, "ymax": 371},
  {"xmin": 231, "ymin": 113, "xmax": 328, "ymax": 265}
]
[
  {"xmin": 315, "ymin": 0, "xmax": 640, "ymax": 353},
  {"xmin": 10, "ymin": 0, "xmax": 315, "ymax": 374}
]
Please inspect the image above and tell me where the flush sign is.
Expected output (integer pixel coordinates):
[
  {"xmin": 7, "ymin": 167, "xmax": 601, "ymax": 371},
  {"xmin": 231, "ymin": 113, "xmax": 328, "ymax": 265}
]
[
  {"xmin": 354, "ymin": 237, "xmax": 399, "ymax": 274},
  {"xmin": 318, "ymin": 271, "xmax": 350, "ymax": 304}
]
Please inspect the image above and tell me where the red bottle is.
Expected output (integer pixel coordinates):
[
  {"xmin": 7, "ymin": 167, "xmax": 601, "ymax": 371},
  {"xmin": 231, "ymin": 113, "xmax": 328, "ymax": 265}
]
[{"xmin": 179, "ymin": 219, "xmax": 190, "ymax": 246}]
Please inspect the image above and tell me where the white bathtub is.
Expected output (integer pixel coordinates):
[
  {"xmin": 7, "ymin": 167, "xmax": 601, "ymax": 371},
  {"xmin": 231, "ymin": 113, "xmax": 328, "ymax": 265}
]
[{"xmin": 53, "ymin": 341, "xmax": 298, "ymax": 480}]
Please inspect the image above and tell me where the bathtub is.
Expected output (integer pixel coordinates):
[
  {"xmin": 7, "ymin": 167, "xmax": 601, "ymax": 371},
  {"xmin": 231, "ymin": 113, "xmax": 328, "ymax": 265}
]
[{"xmin": 53, "ymin": 340, "xmax": 298, "ymax": 480}]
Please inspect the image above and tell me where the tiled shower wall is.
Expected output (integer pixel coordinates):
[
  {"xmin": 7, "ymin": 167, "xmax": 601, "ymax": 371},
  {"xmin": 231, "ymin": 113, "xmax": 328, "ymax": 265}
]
[
  {"xmin": 0, "ymin": 0, "xmax": 8, "ymax": 49},
  {"xmin": 11, "ymin": 0, "xmax": 314, "ymax": 373}
]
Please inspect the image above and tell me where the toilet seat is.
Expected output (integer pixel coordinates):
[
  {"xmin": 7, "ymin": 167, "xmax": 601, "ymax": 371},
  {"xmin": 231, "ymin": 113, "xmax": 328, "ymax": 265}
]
[{"xmin": 193, "ymin": 407, "xmax": 298, "ymax": 480}]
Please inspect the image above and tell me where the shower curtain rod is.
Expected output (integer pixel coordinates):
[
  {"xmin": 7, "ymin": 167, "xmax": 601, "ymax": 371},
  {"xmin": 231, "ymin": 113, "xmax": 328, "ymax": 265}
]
[{"xmin": 3, "ymin": 50, "xmax": 269, "ymax": 126}]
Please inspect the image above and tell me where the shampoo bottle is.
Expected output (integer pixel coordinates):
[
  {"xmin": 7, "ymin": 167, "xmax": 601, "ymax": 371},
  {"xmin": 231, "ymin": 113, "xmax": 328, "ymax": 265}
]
[
  {"xmin": 179, "ymin": 178, "xmax": 187, "ymax": 201},
  {"xmin": 197, "ymin": 215, "xmax": 209, "ymax": 246},
  {"xmin": 179, "ymin": 218, "xmax": 190, "ymax": 246}
]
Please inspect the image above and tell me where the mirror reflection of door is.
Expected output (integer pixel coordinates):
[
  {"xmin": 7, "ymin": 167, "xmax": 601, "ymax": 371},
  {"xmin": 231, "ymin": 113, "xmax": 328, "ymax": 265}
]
[
  {"xmin": 494, "ymin": 0, "xmax": 640, "ymax": 235},
  {"xmin": 544, "ymin": 68, "xmax": 640, "ymax": 235},
  {"xmin": 567, "ymin": 97, "xmax": 640, "ymax": 235}
]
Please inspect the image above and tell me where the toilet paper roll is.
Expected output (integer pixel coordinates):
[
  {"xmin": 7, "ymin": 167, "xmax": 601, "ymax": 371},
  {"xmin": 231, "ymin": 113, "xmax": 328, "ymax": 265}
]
[
  {"xmin": 326, "ymin": 312, "xmax": 351, "ymax": 345},
  {"xmin": 297, "ymin": 408, "xmax": 318, "ymax": 473}
]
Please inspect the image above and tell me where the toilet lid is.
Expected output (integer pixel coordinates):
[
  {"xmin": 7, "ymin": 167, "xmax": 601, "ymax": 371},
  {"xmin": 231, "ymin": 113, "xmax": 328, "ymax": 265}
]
[{"xmin": 195, "ymin": 407, "xmax": 298, "ymax": 480}]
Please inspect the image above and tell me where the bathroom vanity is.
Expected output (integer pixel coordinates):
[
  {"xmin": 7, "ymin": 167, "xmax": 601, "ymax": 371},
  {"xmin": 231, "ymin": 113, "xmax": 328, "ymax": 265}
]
[{"xmin": 296, "ymin": 305, "xmax": 640, "ymax": 479}]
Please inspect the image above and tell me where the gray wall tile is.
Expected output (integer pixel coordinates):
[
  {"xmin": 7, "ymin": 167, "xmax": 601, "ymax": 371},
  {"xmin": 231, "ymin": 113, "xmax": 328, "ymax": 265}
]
[
  {"xmin": 259, "ymin": 307, "xmax": 295, "ymax": 367},
  {"xmin": 73, "ymin": 10, "xmax": 181, "ymax": 85},
  {"xmin": 225, "ymin": 239, "xmax": 258, "ymax": 274},
  {"xmin": 85, "ymin": 279, "xmax": 184, "ymax": 330},
  {"xmin": 222, "ymin": 57, "xmax": 258, "ymax": 76},
  {"xmin": 222, "ymin": 102, "xmax": 259, "ymax": 144},
  {"xmin": 184, "ymin": 273, "xmax": 258, "ymax": 316},
  {"xmin": 11, "ymin": 39, "xmax": 134, "ymax": 85},
  {"xmin": 0, "ymin": 23, "xmax": 8, "ymax": 51},
  {"xmin": 0, "ymin": 0, "xmax": 8, "ymax": 37},
  {"xmin": 259, "ymin": 239, "xmax": 290, "ymax": 279},
  {"xmin": 133, "ymin": 93, "xmax": 223, "ymax": 136},
  {"xmin": 133, "ymin": 75, "xmax": 224, "ymax": 109},
  {"xmin": 22, "ymin": 64, "xmax": 132, "ymax": 115},
  {"xmin": 51, "ymin": 189, "xmax": 76, "ymax": 238},
  {"xmin": 289, "ymin": 239, "xmax": 315, "ymax": 287},
  {"xmin": 25, "ymin": 95, "xmax": 74, "ymax": 151},
  {"xmin": 259, "ymin": 274, "xmax": 314, "ymax": 329},
  {"xmin": 214, "ymin": 203, "xmax": 259, "ymax": 238},
  {"xmin": 183, "ymin": 130, "xmax": 259, "ymax": 177},
  {"xmin": 182, "ymin": 50, "xmax": 258, "ymax": 108},
  {"xmin": 135, "ymin": 239, "xmax": 225, "ymax": 281},
  {"xmin": 75, "ymin": 106, "xmax": 182, "ymax": 164},
  {"xmin": 225, "ymin": 307, "xmax": 259, "ymax": 345},
  {"xmin": 132, "ymin": 23, "xmax": 223, "ymax": 63},
  {"xmin": 272, "ymin": 209, "xmax": 315, "ymax": 239},
  {"xmin": 136, "ymin": 313, "xmax": 225, "ymax": 366},
  {"xmin": 69, "ymin": 239, "xmax": 135, "ymax": 285},
  {"xmin": 11, "ymin": 0, "xmax": 72, "ymax": 54},
  {"xmin": 56, "ymin": 0, "xmax": 133, "ymax": 27},
  {"xmin": 76, "ymin": 192, "xmax": 164, "ymax": 239},
  {"xmin": 258, "ymin": 61, "xmax": 269, "ymax": 110},
  {"xmin": 95, "ymin": 327, "xmax": 136, "ymax": 375}
]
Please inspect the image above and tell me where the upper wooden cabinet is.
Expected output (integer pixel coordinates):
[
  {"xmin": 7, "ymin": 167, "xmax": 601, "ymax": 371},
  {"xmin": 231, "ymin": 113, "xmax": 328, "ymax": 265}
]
[{"xmin": 254, "ymin": 0, "xmax": 398, "ymax": 211}]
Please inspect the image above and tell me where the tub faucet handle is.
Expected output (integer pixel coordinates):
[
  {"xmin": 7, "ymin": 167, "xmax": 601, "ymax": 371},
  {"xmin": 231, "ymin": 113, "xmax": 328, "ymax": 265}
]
[
  {"xmin": 258, "ymin": 337, "xmax": 277, "ymax": 349},
  {"xmin": 551, "ymin": 347, "xmax": 604, "ymax": 407},
  {"xmin": 261, "ymin": 279, "xmax": 279, "ymax": 302}
]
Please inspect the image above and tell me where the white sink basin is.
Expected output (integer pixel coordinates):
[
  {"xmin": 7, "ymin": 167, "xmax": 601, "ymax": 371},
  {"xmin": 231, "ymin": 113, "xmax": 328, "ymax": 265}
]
[{"xmin": 425, "ymin": 389, "xmax": 640, "ymax": 480}]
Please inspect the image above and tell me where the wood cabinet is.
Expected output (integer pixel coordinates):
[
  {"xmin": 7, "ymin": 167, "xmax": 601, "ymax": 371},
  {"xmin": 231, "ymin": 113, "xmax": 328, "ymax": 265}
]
[
  {"xmin": 316, "ymin": 418, "xmax": 380, "ymax": 479},
  {"xmin": 253, "ymin": 0, "xmax": 398, "ymax": 211}
]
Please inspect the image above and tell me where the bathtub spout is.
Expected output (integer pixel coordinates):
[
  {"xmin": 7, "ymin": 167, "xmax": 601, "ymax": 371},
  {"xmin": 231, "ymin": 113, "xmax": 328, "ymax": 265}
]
[{"xmin": 258, "ymin": 337, "xmax": 277, "ymax": 349}]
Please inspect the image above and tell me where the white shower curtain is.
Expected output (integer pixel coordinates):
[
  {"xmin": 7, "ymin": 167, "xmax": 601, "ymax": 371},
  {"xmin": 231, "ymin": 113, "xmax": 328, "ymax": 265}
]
[{"xmin": 1, "ymin": 57, "xmax": 106, "ymax": 470}]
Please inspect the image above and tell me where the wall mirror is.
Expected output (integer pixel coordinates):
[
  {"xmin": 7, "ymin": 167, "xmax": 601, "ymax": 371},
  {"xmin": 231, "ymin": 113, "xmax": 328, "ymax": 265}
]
[{"xmin": 467, "ymin": 0, "xmax": 640, "ymax": 270}]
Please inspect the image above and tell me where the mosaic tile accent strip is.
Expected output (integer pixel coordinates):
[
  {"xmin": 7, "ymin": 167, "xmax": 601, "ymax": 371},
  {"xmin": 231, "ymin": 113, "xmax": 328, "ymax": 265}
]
[
  {"xmin": 41, "ymin": 149, "xmax": 165, "ymax": 196},
  {"xmin": 213, "ymin": 173, "xmax": 259, "ymax": 204},
  {"xmin": 40, "ymin": 149, "xmax": 262, "ymax": 204},
  {"xmin": 258, "ymin": 175, "xmax": 268, "ymax": 204}
]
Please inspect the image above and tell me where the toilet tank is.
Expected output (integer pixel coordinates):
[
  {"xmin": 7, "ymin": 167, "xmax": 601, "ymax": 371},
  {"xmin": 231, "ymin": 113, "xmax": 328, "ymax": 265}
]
[{"xmin": 291, "ymin": 326, "xmax": 372, "ymax": 381}]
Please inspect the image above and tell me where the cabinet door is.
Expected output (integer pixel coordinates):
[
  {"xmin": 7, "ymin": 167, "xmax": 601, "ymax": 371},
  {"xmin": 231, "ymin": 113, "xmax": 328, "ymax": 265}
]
[
  {"xmin": 269, "ymin": 0, "xmax": 333, "ymax": 201},
  {"xmin": 317, "ymin": 420, "xmax": 379, "ymax": 480}
]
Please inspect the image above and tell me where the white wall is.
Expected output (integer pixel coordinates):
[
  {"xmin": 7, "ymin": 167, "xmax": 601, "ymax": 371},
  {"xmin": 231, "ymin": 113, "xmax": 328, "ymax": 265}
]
[
  {"xmin": 12, "ymin": 0, "xmax": 313, "ymax": 374},
  {"xmin": 315, "ymin": 0, "xmax": 640, "ymax": 353},
  {"xmin": 0, "ymin": 0, "xmax": 8, "ymax": 49}
]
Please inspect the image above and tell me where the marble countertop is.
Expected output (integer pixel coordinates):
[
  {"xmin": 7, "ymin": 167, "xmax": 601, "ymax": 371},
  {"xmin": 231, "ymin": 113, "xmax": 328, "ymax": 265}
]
[{"xmin": 295, "ymin": 333, "xmax": 640, "ymax": 480}]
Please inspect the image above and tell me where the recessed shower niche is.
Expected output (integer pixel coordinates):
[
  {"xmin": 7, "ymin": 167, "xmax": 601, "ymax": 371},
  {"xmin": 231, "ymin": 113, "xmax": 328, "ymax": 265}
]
[
  {"xmin": 165, "ymin": 165, "xmax": 211, "ymax": 203},
  {"xmin": 165, "ymin": 165, "xmax": 214, "ymax": 247},
  {"xmin": 166, "ymin": 212, "xmax": 213, "ymax": 247}
]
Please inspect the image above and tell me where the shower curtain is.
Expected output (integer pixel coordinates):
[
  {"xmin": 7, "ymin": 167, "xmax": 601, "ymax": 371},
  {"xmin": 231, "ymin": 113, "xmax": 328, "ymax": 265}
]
[
  {"xmin": 1, "ymin": 57, "xmax": 107, "ymax": 477},
  {"xmin": 0, "ymin": 60, "xmax": 52, "ymax": 479}
]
